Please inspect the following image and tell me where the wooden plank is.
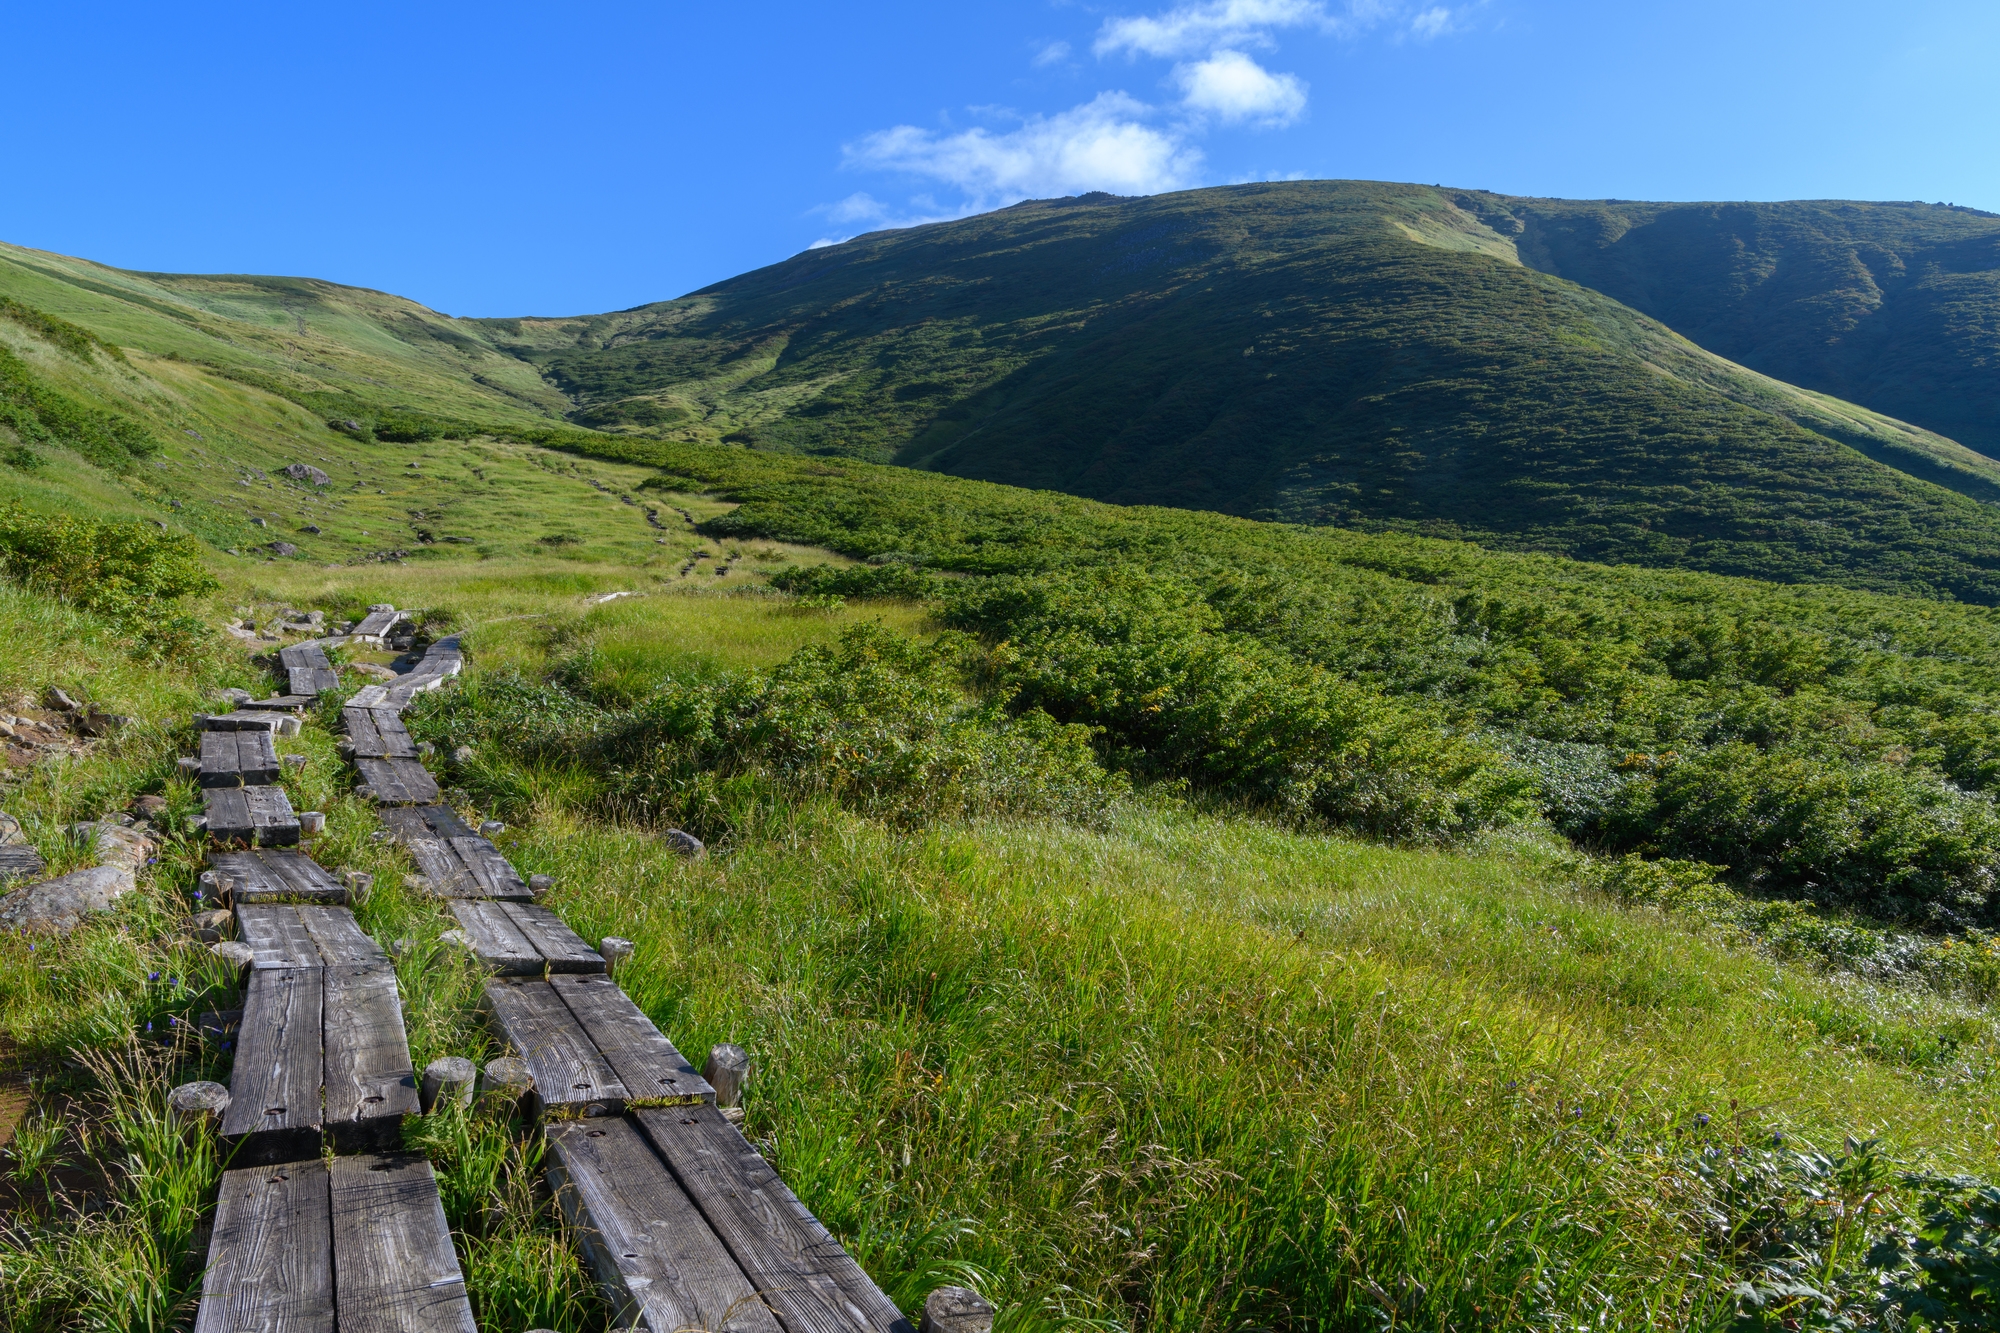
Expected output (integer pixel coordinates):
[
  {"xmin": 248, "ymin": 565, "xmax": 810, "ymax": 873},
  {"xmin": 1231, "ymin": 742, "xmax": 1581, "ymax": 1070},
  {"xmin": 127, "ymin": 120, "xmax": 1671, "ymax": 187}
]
[
  {"xmin": 206, "ymin": 786, "xmax": 300, "ymax": 846},
  {"xmin": 449, "ymin": 900, "xmax": 542, "ymax": 974},
  {"xmin": 192, "ymin": 1159, "xmax": 334, "ymax": 1333},
  {"xmin": 480, "ymin": 977, "xmax": 627, "ymax": 1120},
  {"xmin": 401, "ymin": 833, "xmax": 479, "ymax": 897},
  {"xmin": 346, "ymin": 684, "xmax": 390, "ymax": 709},
  {"xmin": 322, "ymin": 963, "xmax": 419, "ymax": 1154},
  {"xmin": 545, "ymin": 1118, "xmax": 779, "ymax": 1333},
  {"xmin": 297, "ymin": 906, "xmax": 385, "ymax": 967},
  {"xmin": 636, "ymin": 1104, "xmax": 914, "ymax": 1333},
  {"xmin": 201, "ymin": 729, "xmax": 279, "ymax": 787},
  {"xmin": 258, "ymin": 850, "xmax": 348, "ymax": 905},
  {"xmin": 381, "ymin": 803, "xmax": 475, "ymax": 840},
  {"xmin": 247, "ymin": 694, "xmax": 316, "ymax": 711},
  {"xmin": 288, "ymin": 665, "xmax": 342, "ymax": 696},
  {"xmin": 211, "ymin": 849, "xmax": 345, "ymax": 906},
  {"xmin": 550, "ymin": 973, "xmax": 712, "ymax": 1107},
  {"xmin": 343, "ymin": 707, "xmax": 418, "ymax": 759},
  {"xmin": 248, "ymin": 785, "xmax": 301, "ymax": 846},
  {"xmin": 328, "ymin": 1153, "xmax": 477, "ymax": 1333},
  {"xmin": 279, "ymin": 643, "xmax": 334, "ymax": 671},
  {"xmin": 221, "ymin": 967, "xmax": 325, "ymax": 1165},
  {"xmin": 200, "ymin": 709, "xmax": 291, "ymax": 732},
  {"xmin": 355, "ymin": 757, "xmax": 440, "ymax": 806},
  {"xmin": 450, "ymin": 837, "xmax": 534, "ymax": 900},
  {"xmin": 351, "ymin": 608, "xmax": 400, "ymax": 642},
  {"xmin": 0, "ymin": 845, "xmax": 45, "ymax": 883},
  {"xmin": 234, "ymin": 904, "xmax": 318, "ymax": 969},
  {"xmin": 502, "ymin": 902, "xmax": 604, "ymax": 973}
]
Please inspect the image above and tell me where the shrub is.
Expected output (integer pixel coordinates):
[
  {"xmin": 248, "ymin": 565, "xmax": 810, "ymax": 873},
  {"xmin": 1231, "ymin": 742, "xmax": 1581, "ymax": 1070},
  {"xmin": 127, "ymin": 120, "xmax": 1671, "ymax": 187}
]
[
  {"xmin": 0, "ymin": 507, "xmax": 217, "ymax": 628},
  {"xmin": 0, "ymin": 347, "xmax": 159, "ymax": 469},
  {"xmin": 372, "ymin": 412, "xmax": 448, "ymax": 443},
  {"xmin": 769, "ymin": 561, "xmax": 940, "ymax": 601}
]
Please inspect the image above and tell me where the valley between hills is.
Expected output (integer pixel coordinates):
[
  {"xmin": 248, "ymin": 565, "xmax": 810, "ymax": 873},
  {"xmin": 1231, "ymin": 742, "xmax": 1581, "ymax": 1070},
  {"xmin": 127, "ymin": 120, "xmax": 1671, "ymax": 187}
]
[{"xmin": 2, "ymin": 182, "xmax": 2000, "ymax": 1331}]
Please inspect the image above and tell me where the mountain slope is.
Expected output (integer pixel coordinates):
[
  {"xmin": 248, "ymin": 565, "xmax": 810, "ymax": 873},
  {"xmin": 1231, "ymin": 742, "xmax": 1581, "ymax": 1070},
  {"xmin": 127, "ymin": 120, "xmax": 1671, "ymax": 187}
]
[
  {"xmin": 471, "ymin": 182, "xmax": 2000, "ymax": 602},
  {"xmin": 1494, "ymin": 194, "xmax": 2000, "ymax": 457}
]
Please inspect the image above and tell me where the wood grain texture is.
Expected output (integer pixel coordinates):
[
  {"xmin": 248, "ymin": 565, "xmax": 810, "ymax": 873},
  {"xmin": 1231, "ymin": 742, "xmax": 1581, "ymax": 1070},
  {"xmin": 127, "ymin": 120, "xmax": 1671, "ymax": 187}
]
[
  {"xmin": 449, "ymin": 900, "xmax": 541, "ymax": 974},
  {"xmin": 481, "ymin": 977, "xmax": 627, "ymax": 1120},
  {"xmin": 247, "ymin": 786, "xmax": 302, "ymax": 846},
  {"xmin": 322, "ymin": 963, "xmax": 419, "ymax": 1153},
  {"xmin": 550, "ymin": 973, "xmax": 713, "ymax": 1107},
  {"xmin": 502, "ymin": 902, "xmax": 604, "ymax": 973},
  {"xmin": 545, "ymin": 1118, "xmax": 780, "ymax": 1333},
  {"xmin": 234, "ymin": 904, "xmax": 319, "ymax": 969},
  {"xmin": 355, "ymin": 757, "xmax": 440, "ymax": 806},
  {"xmin": 278, "ymin": 643, "xmax": 334, "ymax": 672},
  {"xmin": 213, "ymin": 850, "xmax": 347, "ymax": 906},
  {"xmin": 380, "ymin": 803, "xmax": 475, "ymax": 840},
  {"xmin": 221, "ymin": 967, "xmax": 325, "ymax": 1165},
  {"xmin": 343, "ymin": 707, "xmax": 418, "ymax": 759},
  {"xmin": 200, "ymin": 730, "xmax": 279, "ymax": 787},
  {"xmin": 296, "ymin": 906, "xmax": 385, "ymax": 966},
  {"xmin": 200, "ymin": 709, "xmax": 289, "ymax": 732},
  {"xmin": 352, "ymin": 609, "xmax": 400, "ymax": 642},
  {"xmin": 400, "ymin": 835, "xmax": 478, "ymax": 897},
  {"xmin": 287, "ymin": 666, "xmax": 342, "ymax": 697},
  {"xmin": 328, "ymin": 1154, "xmax": 478, "ymax": 1333},
  {"xmin": 192, "ymin": 1160, "xmax": 334, "ymax": 1333},
  {"xmin": 450, "ymin": 837, "xmax": 534, "ymax": 900},
  {"xmin": 636, "ymin": 1104, "xmax": 914, "ymax": 1333}
]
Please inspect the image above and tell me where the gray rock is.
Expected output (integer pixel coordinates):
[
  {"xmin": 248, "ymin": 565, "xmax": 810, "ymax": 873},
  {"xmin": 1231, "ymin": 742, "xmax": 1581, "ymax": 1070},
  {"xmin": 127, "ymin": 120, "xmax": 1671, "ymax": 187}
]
[
  {"xmin": 921, "ymin": 1287, "xmax": 996, "ymax": 1333},
  {"xmin": 301, "ymin": 524, "xmax": 321, "ymax": 534},
  {"xmin": 283, "ymin": 463, "xmax": 331, "ymax": 486},
  {"xmin": 251, "ymin": 517, "xmax": 268, "ymax": 528},
  {"xmin": 664, "ymin": 828, "xmax": 705, "ymax": 859},
  {"xmin": 79, "ymin": 711, "xmax": 133, "ymax": 738},
  {"xmin": 43, "ymin": 687, "xmax": 79, "ymax": 713},
  {"xmin": 451, "ymin": 745, "xmax": 475, "ymax": 767},
  {"xmin": 219, "ymin": 687, "xmax": 256, "ymax": 706},
  {"xmin": 129, "ymin": 794, "xmax": 168, "ymax": 820},
  {"xmin": 267, "ymin": 542, "xmax": 298, "ymax": 557},
  {"xmin": 70, "ymin": 821, "xmax": 155, "ymax": 871},
  {"xmin": 0, "ymin": 812, "xmax": 22, "ymax": 846},
  {"xmin": 0, "ymin": 864, "xmax": 136, "ymax": 934}
]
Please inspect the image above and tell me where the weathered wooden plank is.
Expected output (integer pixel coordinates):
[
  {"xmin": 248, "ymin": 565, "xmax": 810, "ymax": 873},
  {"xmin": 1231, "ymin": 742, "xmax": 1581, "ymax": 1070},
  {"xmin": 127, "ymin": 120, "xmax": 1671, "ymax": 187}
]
[
  {"xmin": 288, "ymin": 665, "xmax": 342, "ymax": 696},
  {"xmin": 192, "ymin": 1159, "xmax": 334, "ymax": 1333},
  {"xmin": 212, "ymin": 849, "xmax": 347, "ymax": 906},
  {"xmin": 380, "ymin": 803, "xmax": 475, "ymax": 840},
  {"xmin": 449, "ymin": 900, "xmax": 542, "ymax": 974},
  {"xmin": 450, "ymin": 837, "xmax": 534, "ymax": 900},
  {"xmin": 279, "ymin": 643, "xmax": 334, "ymax": 672},
  {"xmin": 346, "ymin": 684, "xmax": 390, "ymax": 709},
  {"xmin": 328, "ymin": 1153, "xmax": 477, "ymax": 1333},
  {"xmin": 503, "ymin": 902, "xmax": 604, "ymax": 973},
  {"xmin": 205, "ymin": 786, "xmax": 301, "ymax": 847},
  {"xmin": 355, "ymin": 757, "xmax": 440, "ymax": 806},
  {"xmin": 481, "ymin": 977, "xmax": 627, "ymax": 1120},
  {"xmin": 550, "ymin": 973, "xmax": 712, "ymax": 1107},
  {"xmin": 221, "ymin": 967, "xmax": 325, "ymax": 1165},
  {"xmin": 247, "ymin": 694, "xmax": 316, "ymax": 711},
  {"xmin": 545, "ymin": 1118, "xmax": 779, "ymax": 1333},
  {"xmin": 200, "ymin": 730, "xmax": 279, "ymax": 787},
  {"xmin": 401, "ymin": 834, "xmax": 479, "ymax": 897},
  {"xmin": 636, "ymin": 1104, "xmax": 915, "ymax": 1333},
  {"xmin": 296, "ymin": 905, "xmax": 385, "ymax": 967},
  {"xmin": 200, "ymin": 709, "xmax": 295, "ymax": 733},
  {"xmin": 234, "ymin": 904, "xmax": 318, "ymax": 969},
  {"xmin": 351, "ymin": 608, "xmax": 400, "ymax": 643},
  {"xmin": 343, "ymin": 707, "xmax": 418, "ymax": 759},
  {"xmin": 322, "ymin": 963, "xmax": 419, "ymax": 1154}
]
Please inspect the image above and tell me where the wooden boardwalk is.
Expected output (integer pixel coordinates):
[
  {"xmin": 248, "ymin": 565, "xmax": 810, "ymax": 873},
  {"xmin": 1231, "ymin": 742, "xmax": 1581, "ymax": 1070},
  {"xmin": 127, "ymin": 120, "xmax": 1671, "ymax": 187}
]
[{"xmin": 189, "ymin": 626, "xmax": 916, "ymax": 1333}]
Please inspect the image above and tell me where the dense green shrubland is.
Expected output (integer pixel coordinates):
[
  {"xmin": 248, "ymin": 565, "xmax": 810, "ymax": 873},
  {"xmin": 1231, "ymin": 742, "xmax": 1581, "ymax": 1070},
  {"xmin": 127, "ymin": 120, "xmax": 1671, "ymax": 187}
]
[
  {"xmin": 0, "ymin": 346, "xmax": 159, "ymax": 471},
  {"xmin": 412, "ymin": 626, "xmax": 1124, "ymax": 834},
  {"xmin": 0, "ymin": 507, "xmax": 216, "ymax": 655}
]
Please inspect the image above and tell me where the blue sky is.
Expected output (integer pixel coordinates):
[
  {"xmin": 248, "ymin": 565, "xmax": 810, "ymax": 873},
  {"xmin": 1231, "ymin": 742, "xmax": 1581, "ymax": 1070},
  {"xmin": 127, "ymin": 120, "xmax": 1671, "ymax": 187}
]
[{"xmin": 3, "ymin": 1, "xmax": 1995, "ymax": 316}]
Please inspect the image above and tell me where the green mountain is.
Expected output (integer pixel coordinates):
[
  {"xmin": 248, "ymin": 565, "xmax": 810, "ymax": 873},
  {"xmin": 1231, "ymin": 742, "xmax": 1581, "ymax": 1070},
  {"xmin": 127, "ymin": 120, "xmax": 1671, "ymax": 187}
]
[
  {"xmin": 467, "ymin": 181, "xmax": 2000, "ymax": 601},
  {"xmin": 1498, "ymin": 193, "xmax": 2000, "ymax": 457}
]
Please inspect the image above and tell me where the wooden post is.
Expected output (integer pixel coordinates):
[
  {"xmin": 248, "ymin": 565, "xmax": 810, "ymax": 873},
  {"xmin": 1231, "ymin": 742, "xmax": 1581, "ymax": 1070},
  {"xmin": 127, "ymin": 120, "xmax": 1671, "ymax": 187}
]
[
  {"xmin": 420, "ymin": 1056, "xmax": 478, "ymax": 1113},
  {"xmin": 478, "ymin": 820, "xmax": 505, "ymax": 838},
  {"xmin": 209, "ymin": 940, "xmax": 255, "ymax": 982},
  {"xmin": 703, "ymin": 1044, "xmax": 750, "ymax": 1113},
  {"xmin": 599, "ymin": 936, "xmax": 634, "ymax": 979},
  {"xmin": 528, "ymin": 874, "xmax": 553, "ymax": 896},
  {"xmin": 298, "ymin": 811, "xmax": 326, "ymax": 837},
  {"xmin": 177, "ymin": 756, "xmax": 202, "ymax": 778},
  {"xmin": 284, "ymin": 754, "xmax": 309, "ymax": 774},
  {"xmin": 478, "ymin": 1057, "xmax": 535, "ymax": 1116},
  {"xmin": 340, "ymin": 869, "xmax": 373, "ymax": 904},
  {"xmin": 169, "ymin": 1080, "xmax": 231, "ymax": 1131},
  {"xmin": 921, "ymin": 1288, "xmax": 995, "ymax": 1333}
]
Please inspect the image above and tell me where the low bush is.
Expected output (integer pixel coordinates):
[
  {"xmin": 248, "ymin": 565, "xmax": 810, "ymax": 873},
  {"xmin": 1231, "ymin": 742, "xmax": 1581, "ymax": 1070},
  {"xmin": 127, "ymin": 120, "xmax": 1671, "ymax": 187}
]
[
  {"xmin": 412, "ymin": 626, "xmax": 1125, "ymax": 835},
  {"xmin": 0, "ymin": 507, "xmax": 216, "ymax": 655},
  {"xmin": 769, "ymin": 561, "xmax": 941, "ymax": 601},
  {"xmin": 0, "ymin": 347, "xmax": 159, "ymax": 469}
]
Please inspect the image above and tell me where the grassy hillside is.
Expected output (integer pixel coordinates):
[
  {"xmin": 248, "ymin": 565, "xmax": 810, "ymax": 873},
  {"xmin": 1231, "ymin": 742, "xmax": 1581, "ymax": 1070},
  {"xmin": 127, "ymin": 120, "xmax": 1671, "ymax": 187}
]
[
  {"xmin": 0, "ymin": 290, "xmax": 1997, "ymax": 1326},
  {"xmin": 1497, "ymin": 194, "xmax": 2000, "ymax": 457},
  {"xmin": 467, "ymin": 182, "xmax": 2000, "ymax": 604}
]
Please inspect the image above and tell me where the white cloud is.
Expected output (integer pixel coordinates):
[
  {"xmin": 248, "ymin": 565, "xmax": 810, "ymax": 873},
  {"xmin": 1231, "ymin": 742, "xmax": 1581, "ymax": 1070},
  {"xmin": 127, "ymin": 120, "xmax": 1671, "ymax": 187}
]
[
  {"xmin": 843, "ymin": 93, "xmax": 1203, "ymax": 203},
  {"xmin": 1032, "ymin": 39, "xmax": 1072, "ymax": 67},
  {"xmin": 1095, "ymin": 0, "xmax": 1329, "ymax": 59},
  {"xmin": 1408, "ymin": 6, "xmax": 1452, "ymax": 38},
  {"xmin": 1173, "ymin": 50, "xmax": 1307, "ymax": 125}
]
